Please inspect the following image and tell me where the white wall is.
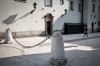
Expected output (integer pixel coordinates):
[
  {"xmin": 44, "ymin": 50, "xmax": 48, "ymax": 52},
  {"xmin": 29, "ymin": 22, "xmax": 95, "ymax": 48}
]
[
  {"xmin": 83, "ymin": 0, "xmax": 100, "ymax": 32},
  {"xmin": 83, "ymin": 0, "xmax": 88, "ymax": 25},
  {"xmin": 96, "ymin": 0, "xmax": 100, "ymax": 31},
  {"xmin": 87, "ymin": 0, "xmax": 92, "ymax": 32},
  {"xmin": 53, "ymin": 0, "xmax": 81, "ymax": 30},
  {"xmin": 98, "ymin": 0, "xmax": 100, "ymax": 30},
  {"xmin": 0, "ymin": 0, "xmax": 81, "ymax": 35},
  {"xmin": 99, "ymin": 0, "xmax": 100, "ymax": 21}
]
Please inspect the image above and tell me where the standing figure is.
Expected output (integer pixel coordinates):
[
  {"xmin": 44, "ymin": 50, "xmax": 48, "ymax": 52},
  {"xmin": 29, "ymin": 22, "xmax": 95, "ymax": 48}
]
[
  {"xmin": 0, "ymin": 37, "xmax": 1, "ymax": 42},
  {"xmin": 83, "ymin": 26, "xmax": 88, "ymax": 37}
]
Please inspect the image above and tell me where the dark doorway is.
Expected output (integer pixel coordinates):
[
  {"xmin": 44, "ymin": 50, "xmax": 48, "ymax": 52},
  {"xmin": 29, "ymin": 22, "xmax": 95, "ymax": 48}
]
[
  {"xmin": 47, "ymin": 21, "xmax": 51, "ymax": 34},
  {"xmin": 44, "ymin": 13, "xmax": 53, "ymax": 35},
  {"xmin": 92, "ymin": 23, "xmax": 94, "ymax": 32},
  {"xmin": 64, "ymin": 23, "xmax": 82, "ymax": 34}
]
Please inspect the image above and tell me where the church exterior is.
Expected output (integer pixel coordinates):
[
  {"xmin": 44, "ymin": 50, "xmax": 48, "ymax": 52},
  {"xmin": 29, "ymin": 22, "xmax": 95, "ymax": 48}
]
[{"xmin": 0, "ymin": 0, "xmax": 100, "ymax": 37}]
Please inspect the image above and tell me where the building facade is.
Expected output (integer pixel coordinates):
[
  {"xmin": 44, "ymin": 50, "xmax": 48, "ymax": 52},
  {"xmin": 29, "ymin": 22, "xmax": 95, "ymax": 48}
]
[
  {"xmin": 83, "ymin": 0, "xmax": 100, "ymax": 32},
  {"xmin": 0, "ymin": 0, "xmax": 100, "ymax": 37}
]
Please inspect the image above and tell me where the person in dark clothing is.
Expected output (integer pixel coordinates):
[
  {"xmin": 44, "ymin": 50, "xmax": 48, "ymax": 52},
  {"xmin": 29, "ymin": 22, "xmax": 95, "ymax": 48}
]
[
  {"xmin": 83, "ymin": 26, "xmax": 88, "ymax": 37},
  {"xmin": 0, "ymin": 37, "xmax": 2, "ymax": 42},
  {"xmin": 0, "ymin": 38, "xmax": 1, "ymax": 41}
]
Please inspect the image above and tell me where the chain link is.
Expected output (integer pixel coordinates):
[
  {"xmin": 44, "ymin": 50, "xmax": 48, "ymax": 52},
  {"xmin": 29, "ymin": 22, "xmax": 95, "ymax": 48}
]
[{"xmin": 14, "ymin": 30, "xmax": 57, "ymax": 48}]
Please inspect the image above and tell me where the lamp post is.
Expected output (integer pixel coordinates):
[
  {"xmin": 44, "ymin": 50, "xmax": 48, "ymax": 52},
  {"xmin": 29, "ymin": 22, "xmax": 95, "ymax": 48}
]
[
  {"xmin": 64, "ymin": 9, "xmax": 67, "ymax": 15},
  {"xmin": 33, "ymin": 2, "xmax": 37, "ymax": 10},
  {"xmin": 30, "ymin": 2, "xmax": 37, "ymax": 14}
]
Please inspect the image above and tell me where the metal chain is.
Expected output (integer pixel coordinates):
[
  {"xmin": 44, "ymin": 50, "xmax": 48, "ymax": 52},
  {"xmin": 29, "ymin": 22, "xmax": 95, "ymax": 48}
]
[{"xmin": 14, "ymin": 30, "xmax": 57, "ymax": 48}]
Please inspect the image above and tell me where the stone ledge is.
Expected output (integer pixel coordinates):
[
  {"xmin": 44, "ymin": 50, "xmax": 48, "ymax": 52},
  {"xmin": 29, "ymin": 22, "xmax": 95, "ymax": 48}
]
[
  {"xmin": 0, "ymin": 31, "xmax": 45, "ymax": 38},
  {"xmin": 49, "ymin": 58, "xmax": 67, "ymax": 66}
]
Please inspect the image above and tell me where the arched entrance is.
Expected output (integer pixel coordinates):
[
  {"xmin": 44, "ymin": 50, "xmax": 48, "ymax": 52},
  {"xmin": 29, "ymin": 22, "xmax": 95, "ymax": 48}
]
[{"xmin": 44, "ymin": 13, "xmax": 54, "ymax": 35}]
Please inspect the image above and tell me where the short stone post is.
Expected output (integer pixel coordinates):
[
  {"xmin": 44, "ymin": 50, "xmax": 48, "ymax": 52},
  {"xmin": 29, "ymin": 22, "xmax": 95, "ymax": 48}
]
[
  {"xmin": 4, "ymin": 28, "xmax": 14, "ymax": 44},
  {"xmin": 49, "ymin": 31, "xmax": 67, "ymax": 66}
]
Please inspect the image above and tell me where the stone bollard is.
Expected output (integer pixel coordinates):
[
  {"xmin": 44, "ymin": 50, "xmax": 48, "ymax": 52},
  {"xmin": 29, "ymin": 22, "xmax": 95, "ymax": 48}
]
[
  {"xmin": 49, "ymin": 31, "xmax": 67, "ymax": 66},
  {"xmin": 4, "ymin": 28, "xmax": 14, "ymax": 44}
]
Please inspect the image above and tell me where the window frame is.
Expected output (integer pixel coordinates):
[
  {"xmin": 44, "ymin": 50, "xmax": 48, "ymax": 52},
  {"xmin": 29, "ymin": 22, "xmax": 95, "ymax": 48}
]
[
  {"xmin": 60, "ymin": 0, "xmax": 64, "ymax": 5},
  {"xmin": 69, "ymin": 1, "xmax": 74, "ymax": 10},
  {"xmin": 78, "ymin": 3, "xmax": 82, "ymax": 12},
  {"xmin": 99, "ymin": 6, "xmax": 100, "ymax": 11},
  {"xmin": 92, "ymin": 0, "xmax": 96, "ymax": 2},
  {"xmin": 44, "ymin": 0, "xmax": 52, "ymax": 7},
  {"xmin": 92, "ymin": 4, "xmax": 95, "ymax": 13},
  {"xmin": 98, "ymin": 21, "xmax": 100, "ymax": 26}
]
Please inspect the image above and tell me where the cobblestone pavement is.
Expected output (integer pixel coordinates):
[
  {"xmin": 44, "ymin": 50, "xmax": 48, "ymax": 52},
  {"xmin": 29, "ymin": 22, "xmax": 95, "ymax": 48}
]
[{"xmin": 0, "ymin": 33, "xmax": 100, "ymax": 66}]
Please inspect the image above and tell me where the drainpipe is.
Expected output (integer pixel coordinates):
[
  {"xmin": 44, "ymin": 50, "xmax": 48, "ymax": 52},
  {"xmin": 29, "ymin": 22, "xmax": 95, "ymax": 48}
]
[{"xmin": 81, "ymin": 0, "xmax": 84, "ymax": 32}]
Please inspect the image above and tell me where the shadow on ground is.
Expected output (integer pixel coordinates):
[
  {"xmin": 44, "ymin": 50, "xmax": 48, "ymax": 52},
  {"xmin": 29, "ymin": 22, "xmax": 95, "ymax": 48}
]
[
  {"xmin": 64, "ymin": 36, "xmax": 100, "ymax": 49},
  {"xmin": 0, "ymin": 36, "xmax": 100, "ymax": 66},
  {"xmin": 64, "ymin": 36, "xmax": 100, "ymax": 43},
  {"xmin": 0, "ymin": 49, "xmax": 100, "ymax": 66}
]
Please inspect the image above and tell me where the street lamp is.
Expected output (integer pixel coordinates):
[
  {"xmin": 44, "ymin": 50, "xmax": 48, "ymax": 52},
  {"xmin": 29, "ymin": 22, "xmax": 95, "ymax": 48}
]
[
  {"xmin": 64, "ymin": 9, "xmax": 67, "ymax": 15},
  {"xmin": 61, "ymin": 9, "xmax": 67, "ymax": 17},
  {"xmin": 30, "ymin": 2, "xmax": 37, "ymax": 14},
  {"xmin": 33, "ymin": 2, "xmax": 37, "ymax": 10}
]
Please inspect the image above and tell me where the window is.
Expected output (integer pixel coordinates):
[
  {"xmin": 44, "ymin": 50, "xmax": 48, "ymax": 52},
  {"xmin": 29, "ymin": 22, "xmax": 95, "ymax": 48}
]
[
  {"xmin": 78, "ymin": 3, "xmax": 82, "ymax": 12},
  {"xmin": 92, "ymin": 4, "xmax": 95, "ymax": 12},
  {"xmin": 92, "ymin": 0, "xmax": 96, "ymax": 2},
  {"xmin": 44, "ymin": 0, "xmax": 52, "ymax": 7},
  {"xmin": 98, "ymin": 21, "xmax": 100, "ymax": 26},
  {"xmin": 78, "ymin": 0, "xmax": 82, "ymax": 2},
  {"xmin": 69, "ymin": 1, "xmax": 74, "ymax": 10},
  {"xmin": 99, "ymin": 6, "xmax": 100, "ymax": 11},
  {"xmin": 78, "ymin": 0, "xmax": 82, "ymax": 12},
  {"xmin": 60, "ymin": 0, "xmax": 64, "ymax": 5}
]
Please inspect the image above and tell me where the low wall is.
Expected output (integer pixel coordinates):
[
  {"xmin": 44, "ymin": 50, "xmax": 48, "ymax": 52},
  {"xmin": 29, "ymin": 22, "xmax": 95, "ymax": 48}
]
[{"xmin": 0, "ymin": 31, "xmax": 45, "ymax": 38}]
